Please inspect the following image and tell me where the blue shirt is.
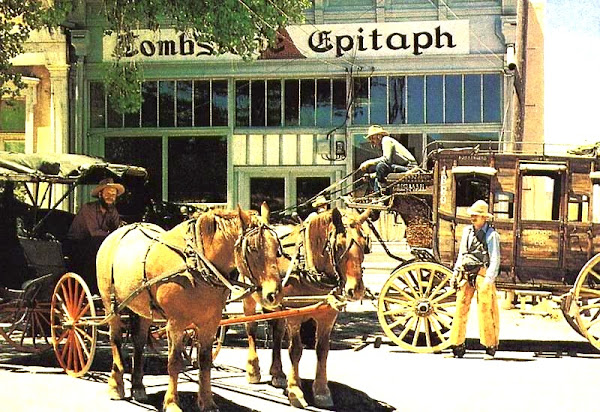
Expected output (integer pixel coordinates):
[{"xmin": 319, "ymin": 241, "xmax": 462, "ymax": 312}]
[{"xmin": 454, "ymin": 222, "xmax": 501, "ymax": 282}]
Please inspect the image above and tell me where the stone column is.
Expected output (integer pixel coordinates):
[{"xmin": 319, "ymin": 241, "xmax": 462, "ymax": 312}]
[
  {"xmin": 21, "ymin": 77, "xmax": 40, "ymax": 154},
  {"xmin": 47, "ymin": 65, "xmax": 70, "ymax": 154}
]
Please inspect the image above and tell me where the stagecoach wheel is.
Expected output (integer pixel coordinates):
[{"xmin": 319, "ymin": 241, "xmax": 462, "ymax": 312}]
[
  {"xmin": 50, "ymin": 273, "xmax": 97, "ymax": 377},
  {"xmin": 377, "ymin": 262, "xmax": 456, "ymax": 353},
  {"xmin": 0, "ymin": 300, "xmax": 52, "ymax": 353},
  {"xmin": 569, "ymin": 253, "xmax": 600, "ymax": 350}
]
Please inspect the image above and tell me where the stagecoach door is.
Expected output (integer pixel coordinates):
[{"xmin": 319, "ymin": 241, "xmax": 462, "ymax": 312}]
[{"xmin": 515, "ymin": 163, "xmax": 567, "ymax": 271}]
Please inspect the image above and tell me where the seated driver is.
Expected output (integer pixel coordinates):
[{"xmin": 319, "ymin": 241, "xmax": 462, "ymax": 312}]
[{"xmin": 66, "ymin": 178, "xmax": 124, "ymax": 292}]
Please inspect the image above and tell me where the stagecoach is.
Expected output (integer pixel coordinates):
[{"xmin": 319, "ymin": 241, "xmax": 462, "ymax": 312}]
[{"xmin": 355, "ymin": 143, "xmax": 600, "ymax": 353}]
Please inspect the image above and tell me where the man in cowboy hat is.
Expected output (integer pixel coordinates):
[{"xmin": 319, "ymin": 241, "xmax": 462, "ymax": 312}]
[
  {"xmin": 359, "ymin": 125, "xmax": 417, "ymax": 192},
  {"xmin": 449, "ymin": 199, "xmax": 501, "ymax": 360},
  {"xmin": 305, "ymin": 195, "xmax": 329, "ymax": 223},
  {"xmin": 66, "ymin": 178, "xmax": 125, "ymax": 292}
]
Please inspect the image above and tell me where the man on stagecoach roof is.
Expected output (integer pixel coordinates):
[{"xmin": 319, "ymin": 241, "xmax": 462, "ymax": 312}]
[
  {"xmin": 359, "ymin": 125, "xmax": 418, "ymax": 192},
  {"xmin": 449, "ymin": 199, "xmax": 501, "ymax": 360}
]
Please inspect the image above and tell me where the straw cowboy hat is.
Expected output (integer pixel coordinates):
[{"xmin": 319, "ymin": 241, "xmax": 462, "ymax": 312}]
[
  {"xmin": 91, "ymin": 178, "xmax": 125, "ymax": 198},
  {"xmin": 311, "ymin": 195, "xmax": 328, "ymax": 208},
  {"xmin": 467, "ymin": 200, "xmax": 493, "ymax": 218},
  {"xmin": 366, "ymin": 125, "xmax": 390, "ymax": 139}
]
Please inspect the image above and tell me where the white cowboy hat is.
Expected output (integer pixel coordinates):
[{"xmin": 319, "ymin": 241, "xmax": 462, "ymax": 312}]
[
  {"xmin": 91, "ymin": 178, "xmax": 125, "ymax": 198},
  {"xmin": 311, "ymin": 195, "xmax": 328, "ymax": 208},
  {"xmin": 366, "ymin": 125, "xmax": 390, "ymax": 139},
  {"xmin": 467, "ymin": 200, "xmax": 493, "ymax": 218}
]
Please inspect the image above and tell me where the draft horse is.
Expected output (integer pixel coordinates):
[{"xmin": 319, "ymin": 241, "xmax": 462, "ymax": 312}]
[
  {"xmin": 243, "ymin": 207, "xmax": 371, "ymax": 408},
  {"xmin": 97, "ymin": 206, "xmax": 283, "ymax": 412}
]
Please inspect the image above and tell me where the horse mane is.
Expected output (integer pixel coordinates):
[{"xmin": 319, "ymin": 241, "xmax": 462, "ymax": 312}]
[
  {"xmin": 304, "ymin": 211, "xmax": 334, "ymax": 271},
  {"xmin": 195, "ymin": 209, "xmax": 243, "ymax": 247}
]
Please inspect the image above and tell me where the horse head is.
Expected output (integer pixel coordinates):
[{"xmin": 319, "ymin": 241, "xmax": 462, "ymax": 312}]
[
  {"xmin": 235, "ymin": 203, "xmax": 284, "ymax": 310},
  {"xmin": 306, "ymin": 208, "xmax": 371, "ymax": 301}
]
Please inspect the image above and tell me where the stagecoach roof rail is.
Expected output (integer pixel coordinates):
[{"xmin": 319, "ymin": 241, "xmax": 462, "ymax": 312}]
[{"xmin": 451, "ymin": 166, "xmax": 498, "ymax": 176}]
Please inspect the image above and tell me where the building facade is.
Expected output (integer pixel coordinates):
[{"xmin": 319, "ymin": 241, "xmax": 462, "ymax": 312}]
[{"xmin": 68, "ymin": 0, "xmax": 544, "ymax": 217}]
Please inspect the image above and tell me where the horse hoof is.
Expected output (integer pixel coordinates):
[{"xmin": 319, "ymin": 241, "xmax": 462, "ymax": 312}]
[
  {"xmin": 163, "ymin": 403, "xmax": 183, "ymax": 412},
  {"xmin": 108, "ymin": 386, "xmax": 125, "ymax": 400},
  {"xmin": 288, "ymin": 387, "xmax": 308, "ymax": 409},
  {"xmin": 271, "ymin": 375, "xmax": 287, "ymax": 388},
  {"xmin": 132, "ymin": 387, "xmax": 148, "ymax": 402},
  {"xmin": 314, "ymin": 393, "xmax": 334, "ymax": 408},
  {"xmin": 246, "ymin": 372, "xmax": 261, "ymax": 384},
  {"xmin": 199, "ymin": 401, "xmax": 220, "ymax": 412}
]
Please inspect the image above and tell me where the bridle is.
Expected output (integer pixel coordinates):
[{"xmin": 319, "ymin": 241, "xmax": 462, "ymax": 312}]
[{"xmin": 235, "ymin": 222, "xmax": 284, "ymax": 286}]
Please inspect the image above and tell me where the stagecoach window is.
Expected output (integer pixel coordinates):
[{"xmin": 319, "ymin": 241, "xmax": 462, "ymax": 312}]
[
  {"xmin": 267, "ymin": 80, "xmax": 282, "ymax": 126},
  {"xmin": 388, "ymin": 76, "xmax": 406, "ymax": 124},
  {"xmin": 316, "ymin": 79, "xmax": 332, "ymax": 127},
  {"xmin": 284, "ymin": 80, "xmax": 299, "ymax": 126},
  {"xmin": 426, "ymin": 75, "xmax": 443, "ymax": 124},
  {"xmin": 494, "ymin": 191, "xmax": 514, "ymax": 219},
  {"xmin": 89, "ymin": 82, "xmax": 105, "ymax": 128},
  {"xmin": 235, "ymin": 80, "xmax": 250, "ymax": 127},
  {"xmin": 464, "ymin": 75, "xmax": 482, "ymax": 123},
  {"xmin": 352, "ymin": 77, "xmax": 369, "ymax": 125},
  {"xmin": 296, "ymin": 177, "xmax": 331, "ymax": 219},
  {"xmin": 445, "ymin": 75, "xmax": 462, "ymax": 123},
  {"xmin": 159, "ymin": 81, "xmax": 175, "ymax": 127},
  {"xmin": 371, "ymin": 76, "xmax": 387, "ymax": 125},
  {"xmin": 177, "ymin": 81, "xmax": 193, "ymax": 128},
  {"xmin": 250, "ymin": 178, "xmax": 284, "ymax": 215},
  {"xmin": 168, "ymin": 136, "xmax": 227, "ymax": 203},
  {"xmin": 105, "ymin": 137, "xmax": 163, "ymax": 204},
  {"xmin": 407, "ymin": 75, "xmax": 424, "ymax": 124},
  {"xmin": 521, "ymin": 175, "xmax": 560, "ymax": 221},
  {"xmin": 455, "ymin": 175, "xmax": 490, "ymax": 209},
  {"xmin": 483, "ymin": 74, "xmax": 502, "ymax": 123},
  {"xmin": 142, "ymin": 81, "xmax": 158, "ymax": 127},
  {"xmin": 300, "ymin": 79, "xmax": 315, "ymax": 127},
  {"xmin": 252, "ymin": 80, "xmax": 266, "ymax": 127},
  {"xmin": 568, "ymin": 194, "xmax": 589, "ymax": 222}
]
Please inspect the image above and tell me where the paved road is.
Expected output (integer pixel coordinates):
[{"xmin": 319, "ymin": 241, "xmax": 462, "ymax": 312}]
[{"xmin": 1, "ymin": 299, "xmax": 599, "ymax": 412}]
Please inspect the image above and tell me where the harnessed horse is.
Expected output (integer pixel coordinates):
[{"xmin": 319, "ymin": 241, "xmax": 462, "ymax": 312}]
[
  {"xmin": 96, "ymin": 206, "xmax": 283, "ymax": 412},
  {"xmin": 243, "ymin": 207, "xmax": 371, "ymax": 408}
]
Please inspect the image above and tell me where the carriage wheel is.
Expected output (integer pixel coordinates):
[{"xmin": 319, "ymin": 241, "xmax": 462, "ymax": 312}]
[
  {"xmin": 377, "ymin": 262, "xmax": 457, "ymax": 353},
  {"xmin": 0, "ymin": 300, "xmax": 52, "ymax": 353},
  {"xmin": 569, "ymin": 253, "xmax": 600, "ymax": 350},
  {"xmin": 50, "ymin": 273, "xmax": 97, "ymax": 377}
]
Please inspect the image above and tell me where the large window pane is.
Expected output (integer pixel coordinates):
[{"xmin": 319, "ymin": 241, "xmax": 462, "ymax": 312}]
[
  {"xmin": 464, "ymin": 74, "xmax": 482, "ymax": 123},
  {"xmin": 352, "ymin": 77, "xmax": 369, "ymax": 125},
  {"xmin": 407, "ymin": 76, "xmax": 424, "ymax": 124},
  {"xmin": 107, "ymin": 93, "xmax": 122, "ymax": 128},
  {"xmin": 105, "ymin": 136, "xmax": 162, "ymax": 217},
  {"xmin": 300, "ymin": 79, "xmax": 315, "ymax": 127},
  {"xmin": 124, "ymin": 106, "xmax": 140, "ymax": 128},
  {"xmin": 236, "ymin": 80, "xmax": 250, "ymax": 127},
  {"xmin": 296, "ymin": 177, "xmax": 331, "ymax": 219},
  {"xmin": 388, "ymin": 76, "xmax": 405, "ymax": 124},
  {"xmin": 212, "ymin": 80, "xmax": 228, "ymax": 126},
  {"xmin": 142, "ymin": 81, "xmax": 158, "ymax": 127},
  {"xmin": 194, "ymin": 80, "xmax": 210, "ymax": 127},
  {"xmin": 332, "ymin": 79, "xmax": 347, "ymax": 126},
  {"xmin": 426, "ymin": 75, "xmax": 443, "ymax": 124},
  {"xmin": 177, "ymin": 80, "xmax": 192, "ymax": 127},
  {"xmin": 483, "ymin": 74, "xmax": 501, "ymax": 123},
  {"xmin": 168, "ymin": 136, "xmax": 227, "ymax": 203},
  {"xmin": 316, "ymin": 79, "xmax": 332, "ymax": 127},
  {"xmin": 284, "ymin": 80, "xmax": 299, "ymax": 126},
  {"xmin": 250, "ymin": 178, "xmax": 284, "ymax": 214},
  {"xmin": 0, "ymin": 99, "xmax": 25, "ymax": 131},
  {"xmin": 444, "ymin": 75, "xmax": 462, "ymax": 123},
  {"xmin": 159, "ymin": 81, "xmax": 175, "ymax": 127},
  {"xmin": 89, "ymin": 82, "xmax": 105, "ymax": 128},
  {"xmin": 251, "ymin": 80, "xmax": 266, "ymax": 127},
  {"xmin": 370, "ymin": 76, "xmax": 387, "ymax": 125},
  {"xmin": 267, "ymin": 80, "xmax": 281, "ymax": 126}
]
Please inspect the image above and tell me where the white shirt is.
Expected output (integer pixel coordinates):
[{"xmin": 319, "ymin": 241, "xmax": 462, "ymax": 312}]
[{"xmin": 363, "ymin": 136, "xmax": 416, "ymax": 168}]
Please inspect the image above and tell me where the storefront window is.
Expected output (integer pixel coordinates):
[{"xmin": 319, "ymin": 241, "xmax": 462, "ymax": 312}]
[
  {"xmin": 159, "ymin": 81, "xmax": 175, "ymax": 127},
  {"xmin": 370, "ymin": 76, "xmax": 387, "ymax": 125},
  {"xmin": 300, "ymin": 79, "xmax": 315, "ymax": 127},
  {"xmin": 168, "ymin": 136, "xmax": 227, "ymax": 203},
  {"xmin": 352, "ymin": 77, "xmax": 369, "ymax": 125},
  {"xmin": 483, "ymin": 74, "xmax": 501, "ymax": 122},
  {"xmin": 445, "ymin": 75, "xmax": 462, "ymax": 123},
  {"xmin": 177, "ymin": 80, "xmax": 193, "ymax": 127},
  {"xmin": 142, "ymin": 81, "xmax": 158, "ymax": 127},
  {"xmin": 252, "ymin": 80, "xmax": 266, "ymax": 127},
  {"xmin": 426, "ymin": 75, "xmax": 443, "ymax": 124},
  {"xmin": 316, "ymin": 79, "xmax": 332, "ymax": 127},
  {"xmin": 284, "ymin": 80, "xmax": 299, "ymax": 126},
  {"xmin": 0, "ymin": 99, "xmax": 26, "ymax": 153},
  {"xmin": 332, "ymin": 79, "xmax": 347, "ymax": 126},
  {"xmin": 464, "ymin": 74, "xmax": 482, "ymax": 123},
  {"xmin": 89, "ymin": 82, "xmax": 105, "ymax": 128},
  {"xmin": 267, "ymin": 80, "xmax": 281, "ymax": 126},
  {"xmin": 296, "ymin": 177, "xmax": 331, "ymax": 219},
  {"xmin": 236, "ymin": 80, "xmax": 250, "ymax": 127},
  {"xmin": 212, "ymin": 80, "xmax": 228, "ymax": 126},
  {"xmin": 194, "ymin": 80, "xmax": 211, "ymax": 126},
  {"xmin": 388, "ymin": 76, "xmax": 405, "ymax": 124},
  {"xmin": 250, "ymin": 177, "xmax": 285, "ymax": 214},
  {"xmin": 407, "ymin": 76, "xmax": 424, "ymax": 124}
]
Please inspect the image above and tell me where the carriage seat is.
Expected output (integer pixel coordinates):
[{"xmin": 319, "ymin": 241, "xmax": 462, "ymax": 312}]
[{"xmin": 18, "ymin": 236, "xmax": 66, "ymax": 283}]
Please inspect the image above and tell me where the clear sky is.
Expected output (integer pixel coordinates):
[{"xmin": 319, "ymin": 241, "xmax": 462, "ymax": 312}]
[{"xmin": 545, "ymin": 0, "xmax": 600, "ymax": 147}]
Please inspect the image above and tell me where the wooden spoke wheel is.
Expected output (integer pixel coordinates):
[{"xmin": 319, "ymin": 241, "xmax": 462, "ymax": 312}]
[
  {"xmin": 0, "ymin": 299, "xmax": 52, "ymax": 353},
  {"xmin": 377, "ymin": 262, "xmax": 457, "ymax": 353},
  {"xmin": 569, "ymin": 253, "xmax": 600, "ymax": 350},
  {"xmin": 50, "ymin": 273, "xmax": 97, "ymax": 377}
]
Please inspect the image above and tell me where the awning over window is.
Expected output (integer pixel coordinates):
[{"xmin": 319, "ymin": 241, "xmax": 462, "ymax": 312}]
[
  {"xmin": 519, "ymin": 163, "xmax": 567, "ymax": 172},
  {"xmin": 451, "ymin": 166, "xmax": 497, "ymax": 176}
]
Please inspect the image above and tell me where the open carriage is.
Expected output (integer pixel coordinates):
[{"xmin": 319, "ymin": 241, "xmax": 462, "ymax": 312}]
[{"xmin": 354, "ymin": 145, "xmax": 600, "ymax": 353}]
